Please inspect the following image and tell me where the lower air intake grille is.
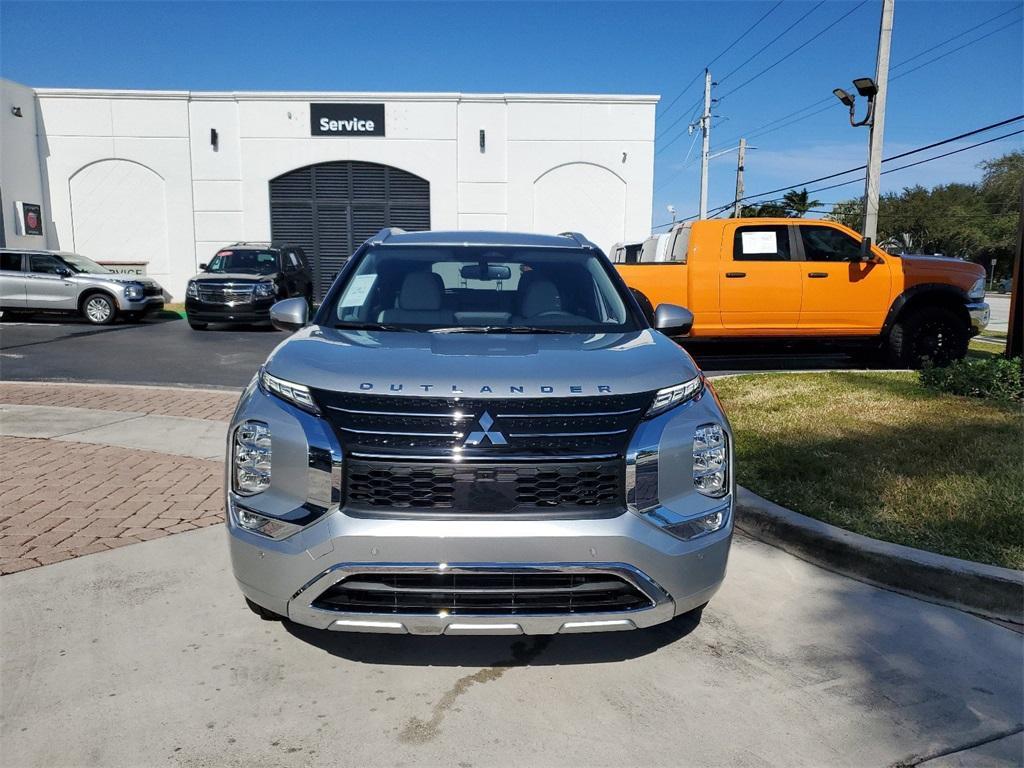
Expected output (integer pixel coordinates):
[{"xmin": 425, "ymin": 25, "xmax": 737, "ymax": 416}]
[
  {"xmin": 312, "ymin": 571, "xmax": 654, "ymax": 616},
  {"xmin": 344, "ymin": 459, "xmax": 623, "ymax": 515}
]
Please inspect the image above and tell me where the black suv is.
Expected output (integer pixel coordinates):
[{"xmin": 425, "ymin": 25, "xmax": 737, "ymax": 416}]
[{"xmin": 185, "ymin": 243, "xmax": 313, "ymax": 330}]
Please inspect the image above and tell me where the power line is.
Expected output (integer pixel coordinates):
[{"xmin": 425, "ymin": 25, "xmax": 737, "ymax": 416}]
[
  {"xmin": 717, "ymin": 0, "xmax": 871, "ymax": 101},
  {"xmin": 710, "ymin": 6, "xmax": 1022, "ymax": 152},
  {"xmin": 717, "ymin": 1, "xmax": 827, "ymax": 85},
  {"xmin": 651, "ymin": 117, "xmax": 1024, "ymax": 228},
  {"xmin": 655, "ymin": 92, "xmax": 704, "ymax": 144},
  {"xmin": 656, "ymin": 0, "xmax": 784, "ymax": 122}
]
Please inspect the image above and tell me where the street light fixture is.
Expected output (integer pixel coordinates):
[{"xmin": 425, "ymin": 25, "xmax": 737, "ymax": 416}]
[{"xmin": 833, "ymin": 77, "xmax": 877, "ymax": 127}]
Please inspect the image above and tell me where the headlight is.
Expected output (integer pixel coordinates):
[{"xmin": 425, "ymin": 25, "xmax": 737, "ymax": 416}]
[
  {"xmin": 229, "ymin": 497, "xmax": 300, "ymax": 540},
  {"xmin": 253, "ymin": 281, "xmax": 276, "ymax": 298},
  {"xmin": 693, "ymin": 423, "xmax": 728, "ymax": 498},
  {"xmin": 123, "ymin": 282, "xmax": 144, "ymax": 300},
  {"xmin": 260, "ymin": 368, "xmax": 319, "ymax": 414},
  {"xmin": 233, "ymin": 420, "xmax": 271, "ymax": 495},
  {"xmin": 968, "ymin": 277, "xmax": 986, "ymax": 300},
  {"xmin": 645, "ymin": 376, "xmax": 703, "ymax": 419},
  {"xmin": 186, "ymin": 281, "xmax": 199, "ymax": 299}
]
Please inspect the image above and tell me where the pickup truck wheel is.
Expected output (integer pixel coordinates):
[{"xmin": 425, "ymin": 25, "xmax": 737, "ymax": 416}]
[
  {"xmin": 81, "ymin": 293, "xmax": 117, "ymax": 325},
  {"xmin": 188, "ymin": 320, "xmax": 208, "ymax": 331},
  {"xmin": 245, "ymin": 597, "xmax": 285, "ymax": 621},
  {"xmin": 888, "ymin": 306, "xmax": 968, "ymax": 368}
]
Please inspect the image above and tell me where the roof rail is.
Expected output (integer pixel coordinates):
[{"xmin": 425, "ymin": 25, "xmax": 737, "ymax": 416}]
[
  {"xmin": 558, "ymin": 232, "xmax": 596, "ymax": 249},
  {"xmin": 370, "ymin": 227, "xmax": 406, "ymax": 245},
  {"xmin": 229, "ymin": 241, "xmax": 272, "ymax": 247}
]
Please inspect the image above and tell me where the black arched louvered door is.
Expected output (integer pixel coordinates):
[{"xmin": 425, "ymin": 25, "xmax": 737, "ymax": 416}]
[{"xmin": 269, "ymin": 161, "xmax": 430, "ymax": 300}]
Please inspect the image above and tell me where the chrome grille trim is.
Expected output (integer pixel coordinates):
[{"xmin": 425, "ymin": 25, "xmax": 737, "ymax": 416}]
[
  {"xmin": 508, "ymin": 429, "xmax": 628, "ymax": 438},
  {"xmin": 327, "ymin": 406, "xmax": 474, "ymax": 420},
  {"xmin": 496, "ymin": 409, "xmax": 642, "ymax": 418},
  {"xmin": 341, "ymin": 427, "xmax": 464, "ymax": 437},
  {"xmin": 348, "ymin": 451, "xmax": 619, "ymax": 462}
]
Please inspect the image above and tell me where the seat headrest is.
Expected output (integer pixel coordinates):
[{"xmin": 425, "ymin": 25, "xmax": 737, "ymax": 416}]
[
  {"xmin": 399, "ymin": 272, "xmax": 444, "ymax": 311},
  {"xmin": 521, "ymin": 279, "xmax": 561, "ymax": 318}
]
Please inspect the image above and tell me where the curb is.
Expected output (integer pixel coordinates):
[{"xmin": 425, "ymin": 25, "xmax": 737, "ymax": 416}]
[
  {"xmin": 0, "ymin": 379, "xmax": 244, "ymax": 394},
  {"xmin": 735, "ymin": 487, "xmax": 1024, "ymax": 624}
]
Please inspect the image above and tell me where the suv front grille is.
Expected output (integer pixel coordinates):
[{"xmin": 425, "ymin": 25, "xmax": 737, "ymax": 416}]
[
  {"xmin": 311, "ymin": 571, "xmax": 653, "ymax": 616},
  {"xmin": 143, "ymin": 285, "xmax": 162, "ymax": 297},
  {"xmin": 196, "ymin": 284, "xmax": 255, "ymax": 304},
  {"xmin": 310, "ymin": 390, "xmax": 652, "ymax": 461},
  {"xmin": 344, "ymin": 459, "xmax": 622, "ymax": 516}
]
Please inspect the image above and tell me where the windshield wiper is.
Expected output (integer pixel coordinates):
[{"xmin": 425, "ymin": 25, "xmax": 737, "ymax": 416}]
[
  {"xmin": 333, "ymin": 321, "xmax": 421, "ymax": 332},
  {"xmin": 429, "ymin": 326, "xmax": 574, "ymax": 335}
]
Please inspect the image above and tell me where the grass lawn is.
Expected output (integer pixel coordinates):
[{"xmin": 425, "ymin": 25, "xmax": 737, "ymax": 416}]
[{"xmin": 712, "ymin": 371, "xmax": 1024, "ymax": 569}]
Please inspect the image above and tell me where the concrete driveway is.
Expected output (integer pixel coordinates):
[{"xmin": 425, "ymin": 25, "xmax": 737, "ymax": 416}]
[{"xmin": 2, "ymin": 523, "xmax": 1021, "ymax": 768}]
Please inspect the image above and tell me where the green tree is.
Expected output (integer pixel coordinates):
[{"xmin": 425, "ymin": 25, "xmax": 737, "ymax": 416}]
[
  {"xmin": 781, "ymin": 188, "xmax": 822, "ymax": 218},
  {"xmin": 740, "ymin": 201, "xmax": 788, "ymax": 217}
]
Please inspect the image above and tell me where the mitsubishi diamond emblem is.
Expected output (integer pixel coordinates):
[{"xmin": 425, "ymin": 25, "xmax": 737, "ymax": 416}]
[{"xmin": 464, "ymin": 411, "xmax": 507, "ymax": 446}]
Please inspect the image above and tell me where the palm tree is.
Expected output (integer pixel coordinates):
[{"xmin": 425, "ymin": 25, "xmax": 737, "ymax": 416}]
[{"xmin": 782, "ymin": 188, "xmax": 822, "ymax": 218}]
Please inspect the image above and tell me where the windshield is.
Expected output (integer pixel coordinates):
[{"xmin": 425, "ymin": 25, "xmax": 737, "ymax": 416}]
[
  {"xmin": 323, "ymin": 245, "xmax": 640, "ymax": 333},
  {"xmin": 60, "ymin": 253, "xmax": 111, "ymax": 274},
  {"xmin": 206, "ymin": 249, "xmax": 280, "ymax": 275}
]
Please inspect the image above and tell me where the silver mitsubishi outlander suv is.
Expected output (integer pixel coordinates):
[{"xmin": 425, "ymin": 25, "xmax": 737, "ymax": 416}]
[{"xmin": 227, "ymin": 229, "xmax": 733, "ymax": 636}]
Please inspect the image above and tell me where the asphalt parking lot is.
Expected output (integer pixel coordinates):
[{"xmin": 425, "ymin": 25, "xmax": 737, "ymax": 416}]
[{"xmin": 0, "ymin": 314, "xmax": 868, "ymax": 388}]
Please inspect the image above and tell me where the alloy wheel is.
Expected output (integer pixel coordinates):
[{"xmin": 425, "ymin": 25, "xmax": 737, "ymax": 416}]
[{"xmin": 85, "ymin": 296, "xmax": 112, "ymax": 323}]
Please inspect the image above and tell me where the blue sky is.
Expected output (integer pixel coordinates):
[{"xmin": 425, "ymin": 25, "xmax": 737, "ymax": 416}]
[{"xmin": 2, "ymin": 1, "xmax": 1021, "ymax": 228}]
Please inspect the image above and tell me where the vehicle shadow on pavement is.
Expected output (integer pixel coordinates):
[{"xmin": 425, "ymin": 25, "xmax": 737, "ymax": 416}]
[{"xmin": 282, "ymin": 607, "xmax": 704, "ymax": 666}]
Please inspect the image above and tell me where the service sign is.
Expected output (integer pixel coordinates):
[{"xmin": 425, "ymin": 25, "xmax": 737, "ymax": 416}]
[{"xmin": 310, "ymin": 103, "xmax": 385, "ymax": 137}]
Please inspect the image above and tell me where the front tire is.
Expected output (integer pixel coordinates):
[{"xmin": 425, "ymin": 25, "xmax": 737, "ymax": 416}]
[
  {"xmin": 81, "ymin": 293, "xmax": 117, "ymax": 325},
  {"xmin": 887, "ymin": 306, "xmax": 968, "ymax": 368}
]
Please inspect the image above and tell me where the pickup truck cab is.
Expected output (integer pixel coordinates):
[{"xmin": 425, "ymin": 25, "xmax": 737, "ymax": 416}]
[
  {"xmin": 617, "ymin": 218, "xmax": 990, "ymax": 366},
  {"xmin": 227, "ymin": 229, "xmax": 733, "ymax": 636}
]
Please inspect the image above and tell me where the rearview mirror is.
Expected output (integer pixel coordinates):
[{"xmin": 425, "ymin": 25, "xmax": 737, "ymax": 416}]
[
  {"xmin": 270, "ymin": 297, "xmax": 309, "ymax": 333},
  {"xmin": 654, "ymin": 303, "xmax": 694, "ymax": 336},
  {"xmin": 460, "ymin": 264, "xmax": 512, "ymax": 281}
]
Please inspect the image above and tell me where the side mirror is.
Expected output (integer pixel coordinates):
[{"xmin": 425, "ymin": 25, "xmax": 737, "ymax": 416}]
[
  {"xmin": 654, "ymin": 303, "xmax": 694, "ymax": 336},
  {"xmin": 270, "ymin": 297, "xmax": 309, "ymax": 333},
  {"xmin": 56, "ymin": 267, "xmax": 73, "ymax": 278},
  {"xmin": 198, "ymin": 263, "xmax": 208, "ymax": 271},
  {"xmin": 857, "ymin": 237, "xmax": 873, "ymax": 261}
]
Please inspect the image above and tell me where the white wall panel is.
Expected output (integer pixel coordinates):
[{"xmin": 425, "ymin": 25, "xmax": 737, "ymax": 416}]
[
  {"xmin": 532, "ymin": 163, "xmax": 626, "ymax": 253},
  {"xmin": 69, "ymin": 159, "xmax": 167, "ymax": 267}
]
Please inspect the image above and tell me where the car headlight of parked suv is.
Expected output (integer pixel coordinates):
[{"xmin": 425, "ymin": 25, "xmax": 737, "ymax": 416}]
[
  {"xmin": 123, "ymin": 282, "xmax": 145, "ymax": 301},
  {"xmin": 260, "ymin": 368, "xmax": 320, "ymax": 413},
  {"xmin": 232, "ymin": 420, "xmax": 272, "ymax": 495},
  {"xmin": 253, "ymin": 281, "xmax": 276, "ymax": 298},
  {"xmin": 968, "ymin": 277, "xmax": 986, "ymax": 301},
  {"xmin": 644, "ymin": 376, "xmax": 704, "ymax": 418},
  {"xmin": 186, "ymin": 280, "xmax": 199, "ymax": 299}
]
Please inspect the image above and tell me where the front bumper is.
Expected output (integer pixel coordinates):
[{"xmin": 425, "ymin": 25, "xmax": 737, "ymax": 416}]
[
  {"xmin": 185, "ymin": 297, "xmax": 275, "ymax": 324},
  {"xmin": 119, "ymin": 296, "xmax": 164, "ymax": 313},
  {"xmin": 228, "ymin": 499, "xmax": 732, "ymax": 635},
  {"xmin": 226, "ymin": 374, "xmax": 734, "ymax": 635},
  {"xmin": 966, "ymin": 301, "xmax": 990, "ymax": 334}
]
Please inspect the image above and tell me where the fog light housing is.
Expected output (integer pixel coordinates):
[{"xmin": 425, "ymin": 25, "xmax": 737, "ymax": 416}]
[
  {"xmin": 230, "ymin": 498, "xmax": 300, "ymax": 540},
  {"xmin": 693, "ymin": 424, "xmax": 728, "ymax": 498},
  {"xmin": 233, "ymin": 421, "xmax": 271, "ymax": 495},
  {"xmin": 664, "ymin": 506, "xmax": 729, "ymax": 541}
]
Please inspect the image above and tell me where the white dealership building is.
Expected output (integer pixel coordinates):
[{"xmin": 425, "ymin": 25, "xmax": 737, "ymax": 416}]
[{"xmin": 1, "ymin": 79, "xmax": 656, "ymax": 299}]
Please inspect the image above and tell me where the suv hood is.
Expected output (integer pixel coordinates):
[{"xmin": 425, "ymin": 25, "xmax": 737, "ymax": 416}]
[
  {"xmin": 191, "ymin": 272, "xmax": 277, "ymax": 283},
  {"xmin": 79, "ymin": 273, "xmax": 160, "ymax": 287},
  {"xmin": 264, "ymin": 326, "xmax": 700, "ymax": 398}
]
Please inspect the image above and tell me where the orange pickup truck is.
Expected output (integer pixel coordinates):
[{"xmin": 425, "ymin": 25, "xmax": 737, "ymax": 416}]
[{"xmin": 616, "ymin": 218, "xmax": 990, "ymax": 366}]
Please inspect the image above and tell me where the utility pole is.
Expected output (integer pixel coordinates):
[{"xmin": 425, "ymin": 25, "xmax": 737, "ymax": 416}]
[
  {"xmin": 862, "ymin": 0, "xmax": 894, "ymax": 243},
  {"xmin": 732, "ymin": 137, "xmax": 747, "ymax": 218},
  {"xmin": 698, "ymin": 69, "xmax": 712, "ymax": 220}
]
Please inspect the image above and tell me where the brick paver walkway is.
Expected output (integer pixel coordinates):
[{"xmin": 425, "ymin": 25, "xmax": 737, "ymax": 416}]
[
  {"xmin": 0, "ymin": 436, "xmax": 223, "ymax": 574},
  {"xmin": 1, "ymin": 382, "xmax": 234, "ymax": 574},
  {"xmin": 0, "ymin": 381, "xmax": 239, "ymax": 421}
]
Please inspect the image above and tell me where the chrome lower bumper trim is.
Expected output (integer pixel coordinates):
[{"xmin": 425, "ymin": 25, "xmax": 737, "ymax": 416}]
[
  {"xmin": 966, "ymin": 301, "xmax": 990, "ymax": 333},
  {"xmin": 287, "ymin": 561, "xmax": 675, "ymax": 635}
]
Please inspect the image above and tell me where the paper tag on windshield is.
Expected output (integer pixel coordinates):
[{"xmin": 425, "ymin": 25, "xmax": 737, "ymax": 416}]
[
  {"xmin": 341, "ymin": 274, "xmax": 376, "ymax": 307},
  {"xmin": 741, "ymin": 231, "xmax": 777, "ymax": 255}
]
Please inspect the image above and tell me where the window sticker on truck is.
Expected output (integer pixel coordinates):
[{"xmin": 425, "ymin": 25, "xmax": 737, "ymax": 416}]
[{"xmin": 740, "ymin": 231, "xmax": 778, "ymax": 254}]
